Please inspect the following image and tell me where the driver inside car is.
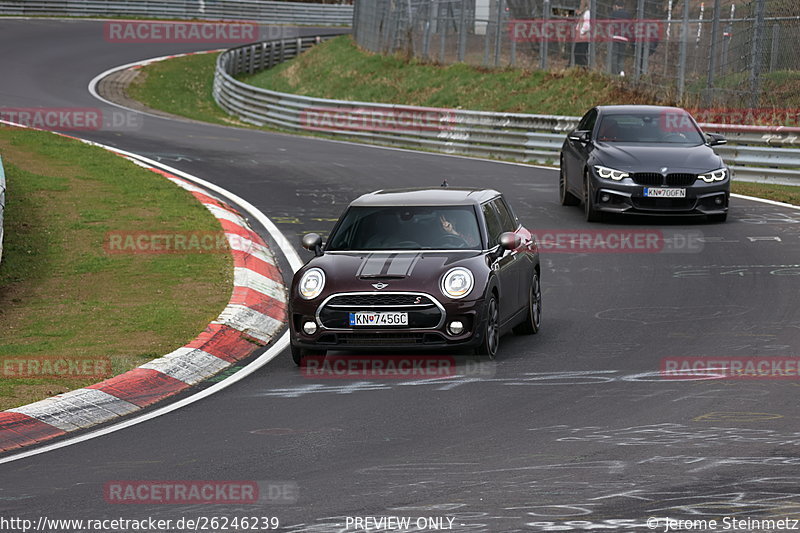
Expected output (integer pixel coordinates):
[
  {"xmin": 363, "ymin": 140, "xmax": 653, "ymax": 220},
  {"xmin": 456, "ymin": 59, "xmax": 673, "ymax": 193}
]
[{"xmin": 438, "ymin": 213, "xmax": 480, "ymax": 248}]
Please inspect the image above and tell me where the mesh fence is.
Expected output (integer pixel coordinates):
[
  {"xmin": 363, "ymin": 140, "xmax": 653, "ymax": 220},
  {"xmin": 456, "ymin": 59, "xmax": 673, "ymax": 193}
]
[{"xmin": 353, "ymin": 0, "xmax": 800, "ymax": 117}]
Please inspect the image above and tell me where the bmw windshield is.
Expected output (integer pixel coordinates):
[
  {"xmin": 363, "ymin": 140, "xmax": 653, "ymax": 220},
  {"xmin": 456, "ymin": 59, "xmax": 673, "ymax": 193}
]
[
  {"xmin": 596, "ymin": 112, "xmax": 705, "ymax": 145},
  {"xmin": 326, "ymin": 206, "xmax": 482, "ymax": 251}
]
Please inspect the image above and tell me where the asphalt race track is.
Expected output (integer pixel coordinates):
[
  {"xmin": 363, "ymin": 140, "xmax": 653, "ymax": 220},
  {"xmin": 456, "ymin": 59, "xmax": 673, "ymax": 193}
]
[{"xmin": 1, "ymin": 18, "xmax": 800, "ymax": 533}]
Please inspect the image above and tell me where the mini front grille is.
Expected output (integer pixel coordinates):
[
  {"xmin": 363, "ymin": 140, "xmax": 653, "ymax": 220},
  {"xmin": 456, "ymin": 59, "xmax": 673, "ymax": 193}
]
[
  {"xmin": 327, "ymin": 294, "xmax": 434, "ymax": 307},
  {"xmin": 337, "ymin": 332, "xmax": 432, "ymax": 345},
  {"xmin": 632, "ymin": 173, "xmax": 664, "ymax": 186},
  {"xmin": 666, "ymin": 173, "xmax": 697, "ymax": 186},
  {"xmin": 319, "ymin": 292, "xmax": 444, "ymax": 330}
]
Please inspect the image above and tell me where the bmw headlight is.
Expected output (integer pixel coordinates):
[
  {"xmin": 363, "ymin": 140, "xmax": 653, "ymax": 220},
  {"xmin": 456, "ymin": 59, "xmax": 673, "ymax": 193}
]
[
  {"xmin": 698, "ymin": 168, "xmax": 727, "ymax": 183},
  {"xmin": 594, "ymin": 165, "xmax": 629, "ymax": 181},
  {"xmin": 298, "ymin": 268, "xmax": 325, "ymax": 300},
  {"xmin": 441, "ymin": 267, "xmax": 474, "ymax": 300}
]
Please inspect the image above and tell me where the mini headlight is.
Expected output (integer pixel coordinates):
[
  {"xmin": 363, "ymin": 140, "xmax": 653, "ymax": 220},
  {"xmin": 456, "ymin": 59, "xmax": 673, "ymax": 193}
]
[
  {"xmin": 594, "ymin": 165, "xmax": 629, "ymax": 181},
  {"xmin": 441, "ymin": 267, "xmax": 474, "ymax": 299},
  {"xmin": 298, "ymin": 268, "xmax": 325, "ymax": 300},
  {"xmin": 698, "ymin": 168, "xmax": 727, "ymax": 183}
]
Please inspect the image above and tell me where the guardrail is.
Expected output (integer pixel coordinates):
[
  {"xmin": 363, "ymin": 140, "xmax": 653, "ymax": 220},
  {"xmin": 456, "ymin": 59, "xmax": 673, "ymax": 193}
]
[
  {"xmin": 0, "ymin": 155, "xmax": 6, "ymax": 264},
  {"xmin": 213, "ymin": 35, "xmax": 800, "ymax": 186},
  {"xmin": 0, "ymin": 1, "xmax": 353, "ymax": 26}
]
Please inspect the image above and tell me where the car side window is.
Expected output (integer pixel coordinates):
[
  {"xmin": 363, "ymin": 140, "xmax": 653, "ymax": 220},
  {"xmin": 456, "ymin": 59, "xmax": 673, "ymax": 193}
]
[
  {"xmin": 481, "ymin": 202, "xmax": 504, "ymax": 247},
  {"xmin": 578, "ymin": 108, "xmax": 597, "ymax": 134},
  {"xmin": 494, "ymin": 198, "xmax": 518, "ymax": 232}
]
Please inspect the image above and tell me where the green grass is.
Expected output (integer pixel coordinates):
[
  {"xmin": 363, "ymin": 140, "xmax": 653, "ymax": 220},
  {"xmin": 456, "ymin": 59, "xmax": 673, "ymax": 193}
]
[
  {"xmin": 241, "ymin": 36, "xmax": 652, "ymax": 115},
  {"xmin": 688, "ymin": 70, "xmax": 800, "ymax": 114},
  {"xmin": 0, "ymin": 127, "xmax": 232, "ymax": 410},
  {"xmin": 126, "ymin": 52, "xmax": 241, "ymax": 126},
  {"xmin": 125, "ymin": 35, "xmax": 800, "ymax": 207},
  {"xmin": 732, "ymin": 181, "xmax": 800, "ymax": 206}
]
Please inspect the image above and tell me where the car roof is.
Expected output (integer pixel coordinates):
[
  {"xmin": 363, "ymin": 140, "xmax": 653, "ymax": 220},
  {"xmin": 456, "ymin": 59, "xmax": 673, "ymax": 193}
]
[
  {"xmin": 349, "ymin": 187, "xmax": 501, "ymax": 207},
  {"xmin": 596, "ymin": 105, "xmax": 691, "ymax": 115}
]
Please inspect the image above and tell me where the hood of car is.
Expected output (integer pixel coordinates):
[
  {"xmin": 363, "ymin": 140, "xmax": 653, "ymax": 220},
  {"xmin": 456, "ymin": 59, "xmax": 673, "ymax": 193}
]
[
  {"xmin": 593, "ymin": 143, "xmax": 724, "ymax": 173},
  {"xmin": 298, "ymin": 250, "xmax": 485, "ymax": 296}
]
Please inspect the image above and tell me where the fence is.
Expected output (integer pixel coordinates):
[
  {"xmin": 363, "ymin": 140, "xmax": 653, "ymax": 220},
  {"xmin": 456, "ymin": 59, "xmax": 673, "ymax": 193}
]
[
  {"xmin": 213, "ymin": 34, "xmax": 800, "ymax": 185},
  {"xmin": 0, "ymin": 155, "xmax": 6, "ymax": 264},
  {"xmin": 0, "ymin": 0, "xmax": 354, "ymax": 25},
  {"xmin": 354, "ymin": 0, "xmax": 800, "ymax": 110}
]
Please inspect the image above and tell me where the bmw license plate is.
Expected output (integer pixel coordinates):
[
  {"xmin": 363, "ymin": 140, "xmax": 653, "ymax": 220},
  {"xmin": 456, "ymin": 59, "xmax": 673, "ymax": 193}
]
[
  {"xmin": 644, "ymin": 187, "xmax": 686, "ymax": 198},
  {"xmin": 349, "ymin": 311, "xmax": 408, "ymax": 326}
]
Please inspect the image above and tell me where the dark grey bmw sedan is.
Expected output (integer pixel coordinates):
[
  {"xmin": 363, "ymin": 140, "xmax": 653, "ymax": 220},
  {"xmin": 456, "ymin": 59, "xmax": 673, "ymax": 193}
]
[{"xmin": 560, "ymin": 105, "xmax": 730, "ymax": 222}]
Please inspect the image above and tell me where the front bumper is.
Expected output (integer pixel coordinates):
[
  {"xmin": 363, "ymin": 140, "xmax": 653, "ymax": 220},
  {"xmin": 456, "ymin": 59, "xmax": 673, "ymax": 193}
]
[
  {"xmin": 589, "ymin": 171, "xmax": 729, "ymax": 216},
  {"xmin": 290, "ymin": 292, "xmax": 487, "ymax": 351}
]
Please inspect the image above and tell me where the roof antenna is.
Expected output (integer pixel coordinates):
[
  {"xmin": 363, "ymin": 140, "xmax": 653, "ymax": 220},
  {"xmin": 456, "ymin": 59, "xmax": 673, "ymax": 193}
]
[{"xmin": 440, "ymin": 179, "xmax": 449, "ymax": 188}]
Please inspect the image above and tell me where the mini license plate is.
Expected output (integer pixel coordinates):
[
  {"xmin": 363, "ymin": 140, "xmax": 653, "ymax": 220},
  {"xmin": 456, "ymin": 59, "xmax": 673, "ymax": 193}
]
[
  {"xmin": 644, "ymin": 187, "xmax": 686, "ymax": 198},
  {"xmin": 349, "ymin": 311, "xmax": 409, "ymax": 326}
]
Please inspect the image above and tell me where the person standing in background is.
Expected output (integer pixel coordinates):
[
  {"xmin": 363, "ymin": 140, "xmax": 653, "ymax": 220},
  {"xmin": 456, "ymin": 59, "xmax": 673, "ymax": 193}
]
[{"xmin": 574, "ymin": 0, "xmax": 591, "ymax": 66}]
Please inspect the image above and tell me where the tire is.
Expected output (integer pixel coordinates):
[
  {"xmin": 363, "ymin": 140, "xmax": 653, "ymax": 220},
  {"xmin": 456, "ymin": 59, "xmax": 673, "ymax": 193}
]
[
  {"xmin": 513, "ymin": 272, "xmax": 542, "ymax": 335},
  {"xmin": 707, "ymin": 212, "xmax": 728, "ymax": 223},
  {"xmin": 291, "ymin": 344, "xmax": 326, "ymax": 366},
  {"xmin": 475, "ymin": 294, "xmax": 500, "ymax": 359},
  {"xmin": 559, "ymin": 157, "xmax": 580, "ymax": 206},
  {"xmin": 583, "ymin": 171, "xmax": 602, "ymax": 222}
]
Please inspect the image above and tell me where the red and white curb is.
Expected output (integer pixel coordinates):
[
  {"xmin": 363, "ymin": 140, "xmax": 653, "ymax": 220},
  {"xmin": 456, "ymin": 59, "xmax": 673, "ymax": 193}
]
[{"xmin": 0, "ymin": 125, "xmax": 287, "ymax": 453}]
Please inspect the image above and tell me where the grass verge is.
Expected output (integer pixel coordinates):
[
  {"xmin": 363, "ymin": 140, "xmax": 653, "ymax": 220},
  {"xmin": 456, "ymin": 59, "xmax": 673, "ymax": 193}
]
[
  {"xmin": 732, "ymin": 181, "xmax": 800, "ymax": 206},
  {"xmin": 241, "ymin": 36, "xmax": 652, "ymax": 115},
  {"xmin": 126, "ymin": 51, "xmax": 243, "ymax": 126},
  {"xmin": 0, "ymin": 126, "xmax": 232, "ymax": 410},
  {"xmin": 124, "ymin": 35, "xmax": 800, "ymax": 207}
]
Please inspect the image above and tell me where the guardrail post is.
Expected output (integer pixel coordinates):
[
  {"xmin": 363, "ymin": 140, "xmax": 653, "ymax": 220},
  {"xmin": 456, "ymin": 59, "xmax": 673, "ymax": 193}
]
[
  {"xmin": 268, "ymin": 41, "xmax": 275, "ymax": 69},
  {"xmin": 280, "ymin": 39, "xmax": 286, "ymax": 63},
  {"xmin": 297, "ymin": 37, "xmax": 303, "ymax": 57},
  {"xmin": 260, "ymin": 42, "xmax": 267, "ymax": 70}
]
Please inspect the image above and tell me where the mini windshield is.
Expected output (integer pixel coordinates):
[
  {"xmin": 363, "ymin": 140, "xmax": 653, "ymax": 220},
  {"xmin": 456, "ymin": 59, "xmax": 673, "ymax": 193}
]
[
  {"xmin": 596, "ymin": 112, "xmax": 705, "ymax": 145},
  {"xmin": 326, "ymin": 206, "xmax": 482, "ymax": 251}
]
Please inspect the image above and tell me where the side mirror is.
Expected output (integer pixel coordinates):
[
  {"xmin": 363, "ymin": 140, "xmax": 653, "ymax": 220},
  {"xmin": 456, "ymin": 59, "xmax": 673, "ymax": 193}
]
[
  {"xmin": 568, "ymin": 129, "xmax": 591, "ymax": 143},
  {"xmin": 499, "ymin": 231, "xmax": 521, "ymax": 251},
  {"xmin": 302, "ymin": 233, "xmax": 323, "ymax": 256},
  {"xmin": 706, "ymin": 132, "xmax": 727, "ymax": 146}
]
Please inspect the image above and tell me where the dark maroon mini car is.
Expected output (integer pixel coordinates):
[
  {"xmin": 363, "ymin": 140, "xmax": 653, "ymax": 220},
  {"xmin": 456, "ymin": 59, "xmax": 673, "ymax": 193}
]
[{"xmin": 288, "ymin": 188, "xmax": 541, "ymax": 364}]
